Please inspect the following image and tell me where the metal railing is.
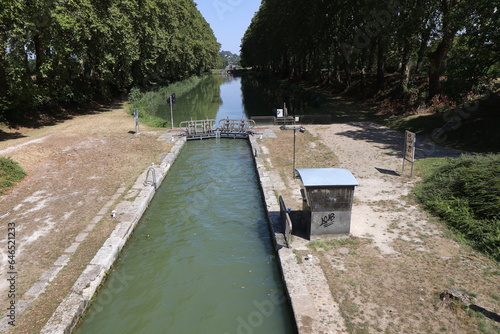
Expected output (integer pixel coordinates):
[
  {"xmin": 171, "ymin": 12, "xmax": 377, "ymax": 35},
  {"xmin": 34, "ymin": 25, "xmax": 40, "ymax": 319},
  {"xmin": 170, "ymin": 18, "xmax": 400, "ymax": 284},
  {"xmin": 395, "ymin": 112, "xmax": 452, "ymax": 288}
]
[
  {"xmin": 144, "ymin": 166, "xmax": 157, "ymax": 190},
  {"xmin": 179, "ymin": 118, "xmax": 255, "ymax": 140}
]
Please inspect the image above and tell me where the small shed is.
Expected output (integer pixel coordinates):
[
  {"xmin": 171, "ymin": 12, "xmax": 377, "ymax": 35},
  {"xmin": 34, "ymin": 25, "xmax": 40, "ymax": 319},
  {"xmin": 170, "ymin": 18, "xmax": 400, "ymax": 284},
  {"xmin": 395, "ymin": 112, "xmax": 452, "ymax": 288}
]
[{"xmin": 296, "ymin": 168, "xmax": 359, "ymax": 236}]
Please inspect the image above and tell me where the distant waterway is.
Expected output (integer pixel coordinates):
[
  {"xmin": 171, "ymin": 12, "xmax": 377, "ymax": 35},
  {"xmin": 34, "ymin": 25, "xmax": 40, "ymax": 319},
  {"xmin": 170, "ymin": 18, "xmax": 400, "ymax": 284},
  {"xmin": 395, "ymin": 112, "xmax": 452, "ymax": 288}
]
[{"xmin": 152, "ymin": 73, "xmax": 318, "ymax": 126}]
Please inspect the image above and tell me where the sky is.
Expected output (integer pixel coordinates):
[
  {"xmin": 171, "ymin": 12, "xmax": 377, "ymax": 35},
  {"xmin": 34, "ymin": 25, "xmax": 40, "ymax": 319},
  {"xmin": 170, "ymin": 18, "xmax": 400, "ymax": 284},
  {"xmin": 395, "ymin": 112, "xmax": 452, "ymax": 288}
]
[{"xmin": 195, "ymin": 0, "xmax": 262, "ymax": 55}]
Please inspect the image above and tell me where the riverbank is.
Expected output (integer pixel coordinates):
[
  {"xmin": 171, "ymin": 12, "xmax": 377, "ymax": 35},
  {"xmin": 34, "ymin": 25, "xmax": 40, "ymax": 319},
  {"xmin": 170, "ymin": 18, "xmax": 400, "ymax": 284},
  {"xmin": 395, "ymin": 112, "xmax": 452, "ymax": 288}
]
[{"xmin": 0, "ymin": 104, "xmax": 174, "ymax": 333}]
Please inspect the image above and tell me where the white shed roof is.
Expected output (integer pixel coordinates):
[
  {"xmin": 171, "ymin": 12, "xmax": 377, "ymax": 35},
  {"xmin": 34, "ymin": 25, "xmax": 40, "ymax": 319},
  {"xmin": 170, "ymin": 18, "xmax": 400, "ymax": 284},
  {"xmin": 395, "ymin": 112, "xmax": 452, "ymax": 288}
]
[{"xmin": 296, "ymin": 168, "xmax": 359, "ymax": 187}]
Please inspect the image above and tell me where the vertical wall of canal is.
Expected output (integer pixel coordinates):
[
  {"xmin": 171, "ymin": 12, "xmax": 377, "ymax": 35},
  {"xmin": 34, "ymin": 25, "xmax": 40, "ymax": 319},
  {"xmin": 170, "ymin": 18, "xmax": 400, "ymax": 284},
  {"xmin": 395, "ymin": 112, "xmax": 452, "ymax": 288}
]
[{"xmin": 75, "ymin": 139, "xmax": 295, "ymax": 333}]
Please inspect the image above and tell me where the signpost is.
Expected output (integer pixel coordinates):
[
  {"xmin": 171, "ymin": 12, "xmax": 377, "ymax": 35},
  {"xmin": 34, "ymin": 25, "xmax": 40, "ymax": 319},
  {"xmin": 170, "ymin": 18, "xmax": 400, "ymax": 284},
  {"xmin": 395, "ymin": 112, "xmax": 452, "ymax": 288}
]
[
  {"xmin": 134, "ymin": 108, "xmax": 139, "ymax": 133},
  {"xmin": 402, "ymin": 130, "xmax": 416, "ymax": 176},
  {"xmin": 279, "ymin": 125, "xmax": 306, "ymax": 178},
  {"xmin": 167, "ymin": 93, "xmax": 176, "ymax": 129}
]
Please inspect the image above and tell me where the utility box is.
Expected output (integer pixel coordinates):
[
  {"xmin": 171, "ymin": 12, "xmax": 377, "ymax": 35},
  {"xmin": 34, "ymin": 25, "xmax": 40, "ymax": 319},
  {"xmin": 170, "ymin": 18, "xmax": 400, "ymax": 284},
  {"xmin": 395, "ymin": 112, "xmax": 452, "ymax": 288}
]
[{"xmin": 296, "ymin": 168, "xmax": 359, "ymax": 236}]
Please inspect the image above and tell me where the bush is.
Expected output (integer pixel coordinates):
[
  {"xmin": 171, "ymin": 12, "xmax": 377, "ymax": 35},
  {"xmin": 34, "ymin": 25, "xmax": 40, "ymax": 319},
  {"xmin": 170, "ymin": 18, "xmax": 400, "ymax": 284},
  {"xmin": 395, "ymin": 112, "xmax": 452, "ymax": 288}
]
[
  {"xmin": 0, "ymin": 157, "xmax": 27, "ymax": 195},
  {"xmin": 415, "ymin": 154, "xmax": 500, "ymax": 261}
]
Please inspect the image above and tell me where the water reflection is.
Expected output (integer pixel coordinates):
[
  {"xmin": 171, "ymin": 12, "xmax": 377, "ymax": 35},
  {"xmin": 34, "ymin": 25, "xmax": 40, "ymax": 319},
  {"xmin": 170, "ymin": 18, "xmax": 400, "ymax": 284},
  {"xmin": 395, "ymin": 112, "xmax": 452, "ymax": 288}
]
[
  {"xmin": 154, "ymin": 73, "xmax": 323, "ymax": 126},
  {"xmin": 153, "ymin": 75, "xmax": 225, "ymax": 125},
  {"xmin": 214, "ymin": 76, "xmax": 247, "ymax": 122},
  {"xmin": 240, "ymin": 73, "xmax": 325, "ymax": 118}
]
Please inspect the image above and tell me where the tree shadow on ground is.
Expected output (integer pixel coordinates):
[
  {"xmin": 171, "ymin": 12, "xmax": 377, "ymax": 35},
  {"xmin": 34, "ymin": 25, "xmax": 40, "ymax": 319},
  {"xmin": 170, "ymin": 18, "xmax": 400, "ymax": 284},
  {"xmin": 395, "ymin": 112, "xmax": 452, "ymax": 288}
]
[
  {"xmin": 334, "ymin": 122, "xmax": 405, "ymax": 157},
  {"xmin": 4, "ymin": 100, "xmax": 123, "ymax": 130},
  {"xmin": 334, "ymin": 122, "xmax": 464, "ymax": 160},
  {"xmin": 327, "ymin": 98, "xmax": 379, "ymax": 124},
  {"xmin": 0, "ymin": 130, "xmax": 26, "ymax": 142}
]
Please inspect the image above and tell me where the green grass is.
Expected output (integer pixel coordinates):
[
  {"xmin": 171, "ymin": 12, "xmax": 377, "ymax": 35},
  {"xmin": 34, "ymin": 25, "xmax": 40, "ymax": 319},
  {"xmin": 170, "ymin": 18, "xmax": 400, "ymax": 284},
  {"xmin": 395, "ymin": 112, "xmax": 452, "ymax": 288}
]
[
  {"xmin": 128, "ymin": 75, "xmax": 205, "ymax": 128},
  {"xmin": 414, "ymin": 154, "xmax": 500, "ymax": 261},
  {"xmin": 308, "ymin": 236, "xmax": 365, "ymax": 251},
  {"xmin": 0, "ymin": 157, "xmax": 26, "ymax": 194}
]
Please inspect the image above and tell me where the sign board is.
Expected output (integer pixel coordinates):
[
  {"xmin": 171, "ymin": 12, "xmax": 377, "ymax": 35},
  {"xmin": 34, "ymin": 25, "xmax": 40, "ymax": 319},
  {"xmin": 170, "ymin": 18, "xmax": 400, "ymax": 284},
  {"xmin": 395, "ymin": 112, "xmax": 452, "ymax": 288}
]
[
  {"xmin": 402, "ymin": 131, "xmax": 416, "ymax": 176},
  {"xmin": 167, "ymin": 93, "xmax": 176, "ymax": 104},
  {"xmin": 276, "ymin": 108, "xmax": 284, "ymax": 118},
  {"xmin": 404, "ymin": 131, "xmax": 416, "ymax": 162}
]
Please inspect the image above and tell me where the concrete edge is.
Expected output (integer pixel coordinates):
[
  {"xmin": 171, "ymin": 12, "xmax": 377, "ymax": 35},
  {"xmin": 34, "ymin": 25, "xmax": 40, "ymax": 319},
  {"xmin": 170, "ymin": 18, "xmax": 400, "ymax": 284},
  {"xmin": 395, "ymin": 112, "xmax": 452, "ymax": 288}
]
[
  {"xmin": 39, "ymin": 137, "xmax": 186, "ymax": 334},
  {"xmin": 249, "ymin": 135, "xmax": 304, "ymax": 333}
]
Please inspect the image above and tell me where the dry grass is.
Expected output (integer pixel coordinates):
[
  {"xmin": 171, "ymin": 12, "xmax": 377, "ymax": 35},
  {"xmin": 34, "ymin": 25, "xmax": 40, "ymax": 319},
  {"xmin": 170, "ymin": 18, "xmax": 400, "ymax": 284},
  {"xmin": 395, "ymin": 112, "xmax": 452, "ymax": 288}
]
[
  {"xmin": 268, "ymin": 128, "xmax": 339, "ymax": 171},
  {"xmin": 0, "ymin": 103, "xmax": 172, "ymax": 333},
  {"xmin": 263, "ymin": 128, "xmax": 338, "ymax": 210},
  {"xmin": 313, "ymin": 237, "xmax": 500, "ymax": 334}
]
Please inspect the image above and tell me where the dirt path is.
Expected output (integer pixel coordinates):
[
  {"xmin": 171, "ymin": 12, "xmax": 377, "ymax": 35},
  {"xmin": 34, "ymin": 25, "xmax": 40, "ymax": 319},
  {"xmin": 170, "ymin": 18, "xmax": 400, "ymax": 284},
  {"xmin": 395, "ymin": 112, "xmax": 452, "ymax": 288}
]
[{"xmin": 0, "ymin": 105, "xmax": 172, "ymax": 333}]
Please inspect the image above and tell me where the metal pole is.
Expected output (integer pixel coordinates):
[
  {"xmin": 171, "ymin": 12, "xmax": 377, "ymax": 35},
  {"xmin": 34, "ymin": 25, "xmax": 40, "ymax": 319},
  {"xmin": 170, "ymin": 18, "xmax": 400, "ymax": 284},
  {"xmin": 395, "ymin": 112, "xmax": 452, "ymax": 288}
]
[
  {"xmin": 293, "ymin": 128, "xmax": 296, "ymax": 178},
  {"xmin": 170, "ymin": 95, "xmax": 174, "ymax": 129}
]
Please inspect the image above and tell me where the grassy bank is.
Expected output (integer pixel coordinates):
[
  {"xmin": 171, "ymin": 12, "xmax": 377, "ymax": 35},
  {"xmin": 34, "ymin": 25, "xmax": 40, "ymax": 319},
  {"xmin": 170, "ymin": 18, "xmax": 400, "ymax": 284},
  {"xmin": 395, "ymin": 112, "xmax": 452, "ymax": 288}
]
[
  {"xmin": 128, "ymin": 75, "xmax": 205, "ymax": 128},
  {"xmin": 414, "ymin": 154, "xmax": 500, "ymax": 261},
  {"xmin": 0, "ymin": 157, "xmax": 26, "ymax": 194}
]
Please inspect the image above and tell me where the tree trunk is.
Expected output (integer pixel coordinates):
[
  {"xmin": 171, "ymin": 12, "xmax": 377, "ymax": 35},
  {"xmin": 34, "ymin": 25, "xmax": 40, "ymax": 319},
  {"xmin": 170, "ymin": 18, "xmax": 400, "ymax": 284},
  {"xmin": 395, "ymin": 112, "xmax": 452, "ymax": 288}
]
[
  {"xmin": 377, "ymin": 37, "xmax": 387, "ymax": 91},
  {"xmin": 427, "ymin": 0, "xmax": 459, "ymax": 100},
  {"xmin": 343, "ymin": 62, "xmax": 352, "ymax": 89},
  {"xmin": 427, "ymin": 33, "xmax": 455, "ymax": 100},
  {"xmin": 416, "ymin": 29, "xmax": 430, "ymax": 73},
  {"xmin": 400, "ymin": 40, "xmax": 412, "ymax": 92},
  {"xmin": 33, "ymin": 34, "xmax": 44, "ymax": 78},
  {"xmin": 0, "ymin": 27, "xmax": 7, "ymax": 100},
  {"xmin": 360, "ymin": 49, "xmax": 368, "ymax": 90}
]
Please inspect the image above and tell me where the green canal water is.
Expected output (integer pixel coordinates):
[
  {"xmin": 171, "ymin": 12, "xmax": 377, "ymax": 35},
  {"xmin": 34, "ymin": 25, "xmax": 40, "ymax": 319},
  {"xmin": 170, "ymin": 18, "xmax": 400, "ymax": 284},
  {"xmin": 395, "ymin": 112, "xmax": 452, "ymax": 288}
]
[{"xmin": 75, "ymin": 78, "xmax": 296, "ymax": 334}]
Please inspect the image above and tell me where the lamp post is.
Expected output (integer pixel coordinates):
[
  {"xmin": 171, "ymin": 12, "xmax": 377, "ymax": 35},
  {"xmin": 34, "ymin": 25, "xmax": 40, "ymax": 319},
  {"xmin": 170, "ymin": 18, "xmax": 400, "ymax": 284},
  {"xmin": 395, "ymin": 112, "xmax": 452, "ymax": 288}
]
[{"xmin": 280, "ymin": 125, "xmax": 306, "ymax": 178}]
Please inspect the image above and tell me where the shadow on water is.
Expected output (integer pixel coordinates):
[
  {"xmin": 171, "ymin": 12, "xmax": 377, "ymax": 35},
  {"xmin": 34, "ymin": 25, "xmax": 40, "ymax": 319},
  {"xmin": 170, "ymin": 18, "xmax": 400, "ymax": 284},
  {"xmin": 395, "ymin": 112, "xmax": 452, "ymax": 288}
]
[{"xmin": 241, "ymin": 73, "xmax": 325, "ymax": 118}]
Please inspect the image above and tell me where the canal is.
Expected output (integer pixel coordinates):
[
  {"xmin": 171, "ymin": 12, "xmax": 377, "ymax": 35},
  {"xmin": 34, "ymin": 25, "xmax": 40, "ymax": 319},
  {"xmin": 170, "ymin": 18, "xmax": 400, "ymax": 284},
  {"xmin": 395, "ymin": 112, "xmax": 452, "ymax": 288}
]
[{"xmin": 75, "ymin": 75, "xmax": 296, "ymax": 333}]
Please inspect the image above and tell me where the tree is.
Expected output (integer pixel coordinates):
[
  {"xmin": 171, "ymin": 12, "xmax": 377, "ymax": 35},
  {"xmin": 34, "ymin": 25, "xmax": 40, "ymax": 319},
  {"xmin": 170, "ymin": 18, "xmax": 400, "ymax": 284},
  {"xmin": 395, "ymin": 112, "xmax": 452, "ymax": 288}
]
[
  {"xmin": 240, "ymin": 0, "xmax": 498, "ymax": 103},
  {"xmin": 0, "ymin": 0, "xmax": 220, "ymax": 120}
]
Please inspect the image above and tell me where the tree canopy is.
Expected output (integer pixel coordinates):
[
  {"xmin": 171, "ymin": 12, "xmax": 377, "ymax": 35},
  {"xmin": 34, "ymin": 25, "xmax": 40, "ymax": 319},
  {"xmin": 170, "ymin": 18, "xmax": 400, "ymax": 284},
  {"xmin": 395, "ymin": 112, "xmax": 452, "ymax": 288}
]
[
  {"xmin": 0, "ymin": 0, "xmax": 220, "ymax": 120},
  {"xmin": 241, "ymin": 0, "xmax": 500, "ymax": 102}
]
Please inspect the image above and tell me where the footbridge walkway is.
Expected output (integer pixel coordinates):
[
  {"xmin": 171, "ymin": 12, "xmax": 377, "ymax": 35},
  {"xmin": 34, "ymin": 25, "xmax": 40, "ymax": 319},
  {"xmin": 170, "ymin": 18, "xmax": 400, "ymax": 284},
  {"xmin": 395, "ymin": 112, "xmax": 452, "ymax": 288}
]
[{"xmin": 180, "ymin": 118, "xmax": 255, "ymax": 140}]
